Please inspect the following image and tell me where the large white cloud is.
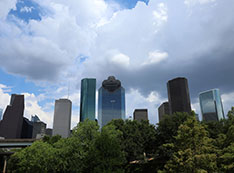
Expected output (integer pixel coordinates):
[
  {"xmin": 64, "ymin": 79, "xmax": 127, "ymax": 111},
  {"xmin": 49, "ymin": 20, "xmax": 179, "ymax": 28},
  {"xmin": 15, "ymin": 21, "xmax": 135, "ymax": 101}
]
[
  {"xmin": 0, "ymin": 0, "xmax": 17, "ymax": 19},
  {"xmin": 0, "ymin": 0, "xmax": 234, "ymax": 126}
]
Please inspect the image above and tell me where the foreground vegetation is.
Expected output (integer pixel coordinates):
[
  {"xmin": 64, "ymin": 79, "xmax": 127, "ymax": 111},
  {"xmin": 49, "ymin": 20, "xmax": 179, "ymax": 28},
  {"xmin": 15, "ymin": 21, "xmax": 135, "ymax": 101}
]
[{"xmin": 7, "ymin": 107, "xmax": 234, "ymax": 172}]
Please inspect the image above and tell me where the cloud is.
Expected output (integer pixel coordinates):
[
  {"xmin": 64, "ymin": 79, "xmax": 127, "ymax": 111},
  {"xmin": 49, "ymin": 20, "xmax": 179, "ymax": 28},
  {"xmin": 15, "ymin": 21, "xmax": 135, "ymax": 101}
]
[
  {"xmin": 126, "ymin": 88, "xmax": 166, "ymax": 124},
  {"xmin": 143, "ymin": 50, "xmax": 168, "ymax": 66},
  {"xmin": 110, "ymin": 52, "xmax": 130, "ymax": 68},
  {"xmin": 20, "ymin": 6, "xmax": 35, "ymax": 13},
  {"xmin": 0, "ymin": 85, "xmax": 11, "ymax": 111},
  {"xmin": 23, "ymin": 92, "xmax": 53, "ymax": 127},
  {"xmin": 0, "ymin": 0, "xmax": 234, "ymax": 125},
  {"xmin": 0, "ymin": 0, "xmax": 17, "ymax": 19}
]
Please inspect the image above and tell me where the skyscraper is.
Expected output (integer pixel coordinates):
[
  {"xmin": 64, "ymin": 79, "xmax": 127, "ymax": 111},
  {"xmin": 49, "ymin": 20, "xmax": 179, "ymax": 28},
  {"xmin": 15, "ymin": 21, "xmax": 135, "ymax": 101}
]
[
  {"xmin": 0, "ymin": 94, "xmax": 24, "ymax": 139},
  {"xmin": 199, "ymin": 89, "xmax": 225, "ymax": 121},
  {"xmin": 158, "ymin": 102, "xmax": 170, "ymax": 122},
  {"xmin": 167, "ymin": 77, "xmax": 191, "ymax": 114},
  {"xmin": 98, "ymin": 76, "xmax": 125, "ymax": 128},
  {"xmin": 80, "ymin": 78, "xmax": 96, "ymax": 122},
  {"xmin": 133, "ymin": 109, "xmax": 148, "ymax": 122},
  {"xmin": 0, "ymin": 108, "xmax": 3, "ymax": 120},
  {"xmin": 52, "ymin": 99, "xmax": 72, "ymax": 138},
  {"xmin": 21, "ymin": 117, "xmax": 33, "ymax": 139}
]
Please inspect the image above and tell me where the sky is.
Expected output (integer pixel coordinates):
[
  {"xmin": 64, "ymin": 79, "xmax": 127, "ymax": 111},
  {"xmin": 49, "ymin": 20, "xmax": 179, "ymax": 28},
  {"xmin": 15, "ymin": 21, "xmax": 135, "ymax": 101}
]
[{"xmin": 0, "ymin": 0, "xmax": 234, "ymax": 128}]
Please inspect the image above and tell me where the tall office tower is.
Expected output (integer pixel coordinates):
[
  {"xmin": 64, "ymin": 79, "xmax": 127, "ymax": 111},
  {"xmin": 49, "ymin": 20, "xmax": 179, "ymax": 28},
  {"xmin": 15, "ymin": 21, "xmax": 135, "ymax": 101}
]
[
  {"xmin": 199, "ymin": 89, "xmax": 225, "ymax": 122},
  {"xmin": 32, "ymin": 121, "xmax": 47, "ymax": 139},
  {"xmin": 98, "ymin": 76, "xmax": 125, "ymax": 128},
  {"xmin": 158, "ymin": 102, "xmax": 170, "ymax": 122},
  {"xmin": 52, "ymin": 99, "xmax": 72, "ymax": 138},
  {"xmin": 21, "ymin": 117, "xmax": 33, "ymax": 138},
  {"xmin": 0, "ymin": 108, "xmax": 3, "ymax": 120},
  {"xmin": 133, "ymin": 109, "xmax": 148, "ymax": 122},
  {"xmin": 0, "ymin": 94, "xmax": 24, "ymax": 139},
  {"xmin": 167, "ymin": 77, "xmax": 191, "ymax": 114},
  {"xmin": 80, "ymin": 78, "xmax": 96, "ymax": 122}
]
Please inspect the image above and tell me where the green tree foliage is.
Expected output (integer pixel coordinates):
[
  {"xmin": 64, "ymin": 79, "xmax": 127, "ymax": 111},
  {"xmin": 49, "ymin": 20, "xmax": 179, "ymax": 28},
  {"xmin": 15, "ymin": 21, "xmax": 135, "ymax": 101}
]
[
  {"xmin": 107, "ymin": 119, "xmax": 157, "ymax": 162},
  {"xmin": 154, "ymin": 112, "xmax": 192, "ymax": 170},
  {"xmin": 8, "ymin": 141, "xmax": 58, "ymax": 173},
  {"xmin": 161, "ymin": 116, "xmax": 217, "ymax": 173},
  {"xmin": 7, "ymin": 107, "xmax": 234, "ymax": 172},
  {"xmin": 87, "ymin": 125, "xmax": 126, "ymax": 173},
  {"xmin": 8, "ymin": 119, "xmax": 125, "ymax": 173}
]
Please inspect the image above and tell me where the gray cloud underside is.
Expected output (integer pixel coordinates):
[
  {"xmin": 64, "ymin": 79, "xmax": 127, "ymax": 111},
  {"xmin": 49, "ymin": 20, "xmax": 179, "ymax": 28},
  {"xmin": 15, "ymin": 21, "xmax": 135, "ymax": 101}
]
[{"xmin": 0, "ymin": 0, "xmax": 234, "ymax": 102}]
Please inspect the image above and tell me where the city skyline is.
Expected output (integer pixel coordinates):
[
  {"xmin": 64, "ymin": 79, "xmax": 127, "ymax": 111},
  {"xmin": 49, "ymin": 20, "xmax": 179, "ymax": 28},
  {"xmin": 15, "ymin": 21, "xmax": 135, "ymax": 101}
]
[{"xmin": 0, "ymin": 0, "xmax": 234, "ymax": 128}]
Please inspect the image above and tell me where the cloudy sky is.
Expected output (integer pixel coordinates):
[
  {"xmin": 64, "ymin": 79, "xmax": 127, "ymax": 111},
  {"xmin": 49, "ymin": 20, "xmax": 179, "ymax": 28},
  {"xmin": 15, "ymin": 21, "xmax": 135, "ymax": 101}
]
[{"xmin": 0, "ymin": 0, "xmax": 234, "ymax": 128}]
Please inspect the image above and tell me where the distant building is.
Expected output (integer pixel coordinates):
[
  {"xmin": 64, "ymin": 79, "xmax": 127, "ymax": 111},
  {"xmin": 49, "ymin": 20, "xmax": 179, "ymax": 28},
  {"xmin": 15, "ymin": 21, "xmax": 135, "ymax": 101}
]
[
  {"xmin": 0, "ymin": 94, "xmax": 24, "ymax": 139},
  {"xmin": 80, "ymin": 78, "xmax": 96, "ymax": 122},
  {"xmin": 31, "ymin": 115, "xmax": 40, "ymax": 122},
  {"xmin": 45, "ymin": 128, "xmax": 53, "ymax": 137},
  {"xmin": 0, "ymin": 108, "xmax": 3, "ymax": 120},
  {"xmin": 21, "ymin": 117, "xmax": 33, "ymax": 138},
  {"xmin": 158, "ymin": 102, "xmax": 170, "ymax": 122},
  {"xmin": 167, "ymin": 77, "xmax": 191, "ymax": 114},
  {"xmin": 195, "ymin": 113, "xmax": 199, "ymax": 121},
  {"xmin": 98, "ymin": 76, "xmax": 125, "ymax": 128},
  {"xmin": 32, "ymin": 121, "xmax": 46, "ymax": 139},
  {"xmin": 133, "ymin": 109, "xmax": 148, "ymax": 122},
  {"xmin": 199, "ymin": 89, "xmax": 225, "ymax": 121},
  {"xmin": 52, "ymin": 99, "xmax": 72, "ymax": 138}
]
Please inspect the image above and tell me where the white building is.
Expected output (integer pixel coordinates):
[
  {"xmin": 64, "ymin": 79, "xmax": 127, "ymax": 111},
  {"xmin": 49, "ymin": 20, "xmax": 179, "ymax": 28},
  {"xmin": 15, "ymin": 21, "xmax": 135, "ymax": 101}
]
[{"xmin": 52, "ymin": 99, "xmax": 72, "ymax": 138}]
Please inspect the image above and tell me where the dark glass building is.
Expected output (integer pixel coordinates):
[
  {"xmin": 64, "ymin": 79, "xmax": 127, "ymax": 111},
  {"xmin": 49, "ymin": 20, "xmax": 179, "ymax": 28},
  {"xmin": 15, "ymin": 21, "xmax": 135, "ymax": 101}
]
[
  {"xmin": 21, "ymin": 117, "xmax": 33, "ymax": 138},
  {"xmin": 167, "ymin": 77, "xmax": 191, "ymax": 114},
  {"xmin": 98, "ymin": 76, "xmax": 125, "ymax": 128},
  {"xmin": 0, "ymin": 94, "xmax": 24, "ymax": 139},
  {"xmin": 80, "ymin": 78, "xmax": 96, "ymax": 122},
  {"xmin": 158, "ymin": 102, "xmax": 170, "ymax": 122},
  {"xmin": 199, "ymin": 89, "xmax": 225, "ymax": 121},
  {"xmin": 133, "ymin": 109, "xmax": 148, "ymax": 122}
]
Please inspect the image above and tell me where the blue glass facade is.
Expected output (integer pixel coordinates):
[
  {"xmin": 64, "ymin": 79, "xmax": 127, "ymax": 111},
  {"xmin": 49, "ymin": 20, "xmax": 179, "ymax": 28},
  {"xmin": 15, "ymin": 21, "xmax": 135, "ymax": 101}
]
[
  {"xmin": 98, "ymin": 76, "xmax": 125, "ymax": 128},
  {"xmin": 0, "ymin": 108, "xmax": 3, "ymax": 120},
  {"xmin": 80, "ymin": 78, "xmax": 96, "ymax": 122},
  {"xmin": 199, "ymin": 89, "xmax": 225, "ymax": 121}
]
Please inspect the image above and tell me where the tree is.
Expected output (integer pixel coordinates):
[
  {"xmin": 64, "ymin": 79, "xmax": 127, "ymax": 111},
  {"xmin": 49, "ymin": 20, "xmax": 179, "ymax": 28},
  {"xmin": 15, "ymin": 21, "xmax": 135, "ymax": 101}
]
[
  {"xmin": 160, "ymin": 116, "xmax": 217, "ymax": 173},
  {"xmin": 153, "ymin": 112, "xmax": 192, "ymax": 170},
  {"xmin": 8, "ymin": 141, "xmax": 58, "ymax": 173},
  {"xmin": 107, "ymin": 119, "xmax": 157, "ymax": 162},
  {"xmin": 87, "ymin": 125, "xmax": 126, "ymax": 173}
]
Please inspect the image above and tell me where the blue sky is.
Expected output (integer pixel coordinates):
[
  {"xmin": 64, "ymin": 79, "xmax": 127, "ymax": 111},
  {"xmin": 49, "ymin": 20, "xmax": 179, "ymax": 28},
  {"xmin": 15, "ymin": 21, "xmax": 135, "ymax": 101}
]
[{"xmin": 0, "ymin": 0, "xmax": 234, "ymax": 127}]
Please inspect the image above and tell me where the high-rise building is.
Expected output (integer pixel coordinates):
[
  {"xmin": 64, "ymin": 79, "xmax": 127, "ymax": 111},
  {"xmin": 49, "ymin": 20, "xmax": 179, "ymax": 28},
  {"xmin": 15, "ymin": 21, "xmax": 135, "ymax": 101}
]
[
  {"xmin": 80, "ymin": 78, "xmax": 96, "ymax": 122},
  {"xmin": 167, "ymin": 77, "xmax": 191, "ymax": 114},
  {"xmin": 52, "ymin": 99, "xmax": 72, "ymax": 138},
  {"xmin": 199, "ymin": 89, "xmax": 225, "ymax": 121},
  {"xmin": 133, "ymin": 109, "xmax": 148, "ymax": 122},
  {"xmin": 0, "ymin": 94, "xmax": 24, "ymax": 139},
  {"xmin": 0, "ymin": 108, "xmax": 3, "ymax": 120},
  {"xmin": 32, "ymin": 121, "xmax": 47, "ymax": 139},
  {"xmin": 158, "ymin": 102, "xmax": 170, "ymax": 122},
  {"xmin": 98, "ymin": 76, "xmax": 125, "ymax": 128},
  {"xmin": 21, "ymin": 117, "xmax": 33, "ymax": 138}
]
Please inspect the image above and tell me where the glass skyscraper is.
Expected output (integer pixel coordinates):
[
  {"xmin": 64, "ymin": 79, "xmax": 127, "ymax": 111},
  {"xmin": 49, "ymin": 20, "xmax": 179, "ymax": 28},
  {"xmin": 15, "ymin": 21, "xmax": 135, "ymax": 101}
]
[
  {"xmin": 98, "ymin": 76, "xmax": 125, "ymax": 128},
  {"xmin": 0, "ymin": 108, "xmax": 3, "ymax": 120},
  {"xmin": 80, "ymin": 78, "xmax": 96, "ymax": 122},
  {"xmin": 199, "ymin": 89, "xmax": 225, "ymax": 121},
  {"xmin": 167, "ymin": 77, "xmax": 191, "ymax": 114}
]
